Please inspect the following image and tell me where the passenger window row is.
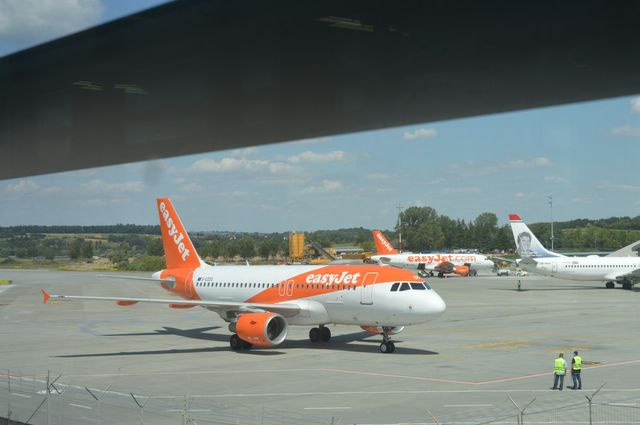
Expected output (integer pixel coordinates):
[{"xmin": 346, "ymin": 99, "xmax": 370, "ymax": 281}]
[{"xmin": 195, "ymin": 281, "xmax": 358, "ymax": 290}]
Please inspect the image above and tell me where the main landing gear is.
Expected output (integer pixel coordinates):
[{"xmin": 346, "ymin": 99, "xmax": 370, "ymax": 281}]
[
  {"xmin": 606, "ymin": 281, "xmax": 615, "ymax": 289},
  {"xmin": 229, "ymin": 334, "xmax": 253, "ymax": 351},
  {"xmin": 309, "ymin": 326, "xmax": 331, "ymax": 343},
  {"xmin": 379, "ymin": 327, "xmax": 396, "ymax": 354}
]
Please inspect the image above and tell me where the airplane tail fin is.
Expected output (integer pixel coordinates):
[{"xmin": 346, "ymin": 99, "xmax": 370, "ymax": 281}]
[
  {"xmin": 508, "ymin": 214, "xmax": 562, "ymax": 258},
  {"xmin": 157, "ymin": 198, "xmax": 203, "ymax": 269},
  {"xmin": 372, "ymin": 230, "xmax": 398, "ymax": 255}
]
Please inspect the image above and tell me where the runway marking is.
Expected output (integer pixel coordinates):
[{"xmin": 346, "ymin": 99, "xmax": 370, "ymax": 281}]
[
  {"xmin": 11, "ymin": 393, "xmax": 31, "ymax": 398},
  {"xmin": 69, "ymin": 403, "xmax": 92, "ymax": 410},
  {"xmin": 167, "ymin": 409, "xmax": 211, "ymax": 412},
  {"xmin": 43, "ymin": 358, "xmax": 640, "ymax": 386},
  {"xmin": 3, "ymin": 362, "xmax": 640, "ymax": 402},
  {"xmin": 304, "ymin": 406, "xmax": 352, "ymax": 410},
  {"xmin": 445, "ymin": 404, "xmax": 493, "ymax": 407}
]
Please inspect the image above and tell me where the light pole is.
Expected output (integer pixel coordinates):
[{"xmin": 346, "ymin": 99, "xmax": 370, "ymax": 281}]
[
  {"xmin": 548, "ymin": 195, "xmax": 554, "ymax": 250},
  {"xmin": 396, "ymin": 204, "xmax": 404, "ymax": 253}
]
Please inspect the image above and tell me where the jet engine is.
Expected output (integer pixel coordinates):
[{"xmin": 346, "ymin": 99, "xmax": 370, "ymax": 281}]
[
  {"xmin": 360, "ymin": 325, "xmax": 405, "ymax": 335},
  {"xmin": 454, "ymin": 265, "xmax": 470, "ymax": 276},
  {"xmin": 235, "ymin": 312, "xmax": 288, "ymax": 347}
]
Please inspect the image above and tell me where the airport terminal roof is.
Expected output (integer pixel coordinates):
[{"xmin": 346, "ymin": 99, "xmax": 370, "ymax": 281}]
[{"xmin": 2, "ymin": 0, "xmax": 640, "ymax": 179}]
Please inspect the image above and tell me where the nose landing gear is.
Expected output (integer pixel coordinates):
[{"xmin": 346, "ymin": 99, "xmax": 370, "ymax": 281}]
[{"xmin": 379, "ymin": 327, "xmax": 396, "ymax": 353}]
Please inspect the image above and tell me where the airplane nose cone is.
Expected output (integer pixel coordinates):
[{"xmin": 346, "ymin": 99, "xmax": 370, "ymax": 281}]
[{"xmin": 432, "ymin": 292, "xmax": 446, "ymax": 315}]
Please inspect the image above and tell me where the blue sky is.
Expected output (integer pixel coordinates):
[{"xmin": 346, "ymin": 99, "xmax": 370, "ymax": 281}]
[{"xmin": 1, "ymin": 1, "xmax": 639, "ymax": 231}]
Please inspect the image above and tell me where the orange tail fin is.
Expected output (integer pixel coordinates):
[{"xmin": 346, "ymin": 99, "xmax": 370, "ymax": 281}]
[
  {"xmin": 157, "ymin": 198, "xmax": 202, "ymax": 270},
  {"xmin": 372, "ymin": 230, "xmax": 398, "ymax": 255}
]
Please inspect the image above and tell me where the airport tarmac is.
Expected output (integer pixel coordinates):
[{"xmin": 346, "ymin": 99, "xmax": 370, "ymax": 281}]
[{"xmin": 0, "ymin": 269, "xmax": 639, "ymax": 424}]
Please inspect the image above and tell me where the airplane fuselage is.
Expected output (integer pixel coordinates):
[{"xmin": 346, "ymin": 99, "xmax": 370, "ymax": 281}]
[
  {"xmin": 156, "ymin": 264, "xmax": 446, "ymax": 327},
  {"xmin": 521, "ymin": 256, "xmax": 640, "ymax": 282},
  {"xmin": 370, "ymin": 252, "xmax": 495, "ymax": 271}
]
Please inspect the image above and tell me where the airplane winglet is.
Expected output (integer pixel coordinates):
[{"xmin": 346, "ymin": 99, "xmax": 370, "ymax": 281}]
[
  {"xmin": 41, "ymin": 288, "xmax": 50, "ymax": 304},
  {"xmin": 508, "ymin": 214, "xmax": 522, "ymax": 221}
]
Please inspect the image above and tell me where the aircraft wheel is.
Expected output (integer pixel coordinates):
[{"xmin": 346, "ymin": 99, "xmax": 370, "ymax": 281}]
[
  {"xmin": 387, "ymin": 341, "xmax": 395, "ymax": 353},
  {"xmin": 241, "ymin": 340, "xmax": 253, "ymax": 350},
  {"xmin": 379, "ymin": 342, "xmax": 395, "ymax": 353},
  {"xmin": 438, "ymin": 272, "xmax": 444, "ymax": 278},
  {"xmin": 309, "ymin": 327, "xmax": 321, "ymax": 343},
  {"xmin": 320, "ymin": 326, "xmax": 331, "ymax": 342},
  {"xmin": 622, "ymin": 282, "xmax": 632, "ymax": 290},
  {"xmin": 606, "ymin": 281, "xmax": 615, "ymax": 289},
  {"xmin": 230, "ymin": 334, "xmax": 242, "ymax": 351}
]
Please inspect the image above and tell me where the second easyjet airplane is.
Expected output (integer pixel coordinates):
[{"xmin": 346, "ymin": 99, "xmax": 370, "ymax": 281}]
[
  {"xmin": 42, "ymin": 198, "xmax": 446, "ymax": 353},
  {"xmin": 370, "ymin": 230, "xmax": 495, "ymax": 277}
]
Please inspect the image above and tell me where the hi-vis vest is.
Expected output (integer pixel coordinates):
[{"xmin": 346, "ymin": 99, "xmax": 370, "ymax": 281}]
[
  {"xmin": 554, "ymin": 358, "xmax": 565, "ymax": 375},
  {"xmin": 573, "ymin": 356, "xmax": 582, "ymax": 371}
]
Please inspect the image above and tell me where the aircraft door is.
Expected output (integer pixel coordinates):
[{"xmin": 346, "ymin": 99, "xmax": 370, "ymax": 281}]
[
  {"xmin": 286, "ymin": 279, "xmax": 294, "ymax": 297},
  {"xmin": 360, "ymin": 272, "xmax": 378, "ymax": 305},
  {"xmin": 551, "ymin": 262, "xmax": 557, "ymax": 275}
]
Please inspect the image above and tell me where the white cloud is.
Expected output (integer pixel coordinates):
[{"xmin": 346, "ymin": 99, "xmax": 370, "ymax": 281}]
[
  {"xmin": 42, "ymin": 186, "xmax": 62, "ymax": 193},
  {"xmin": 631, "ymin": 97, "xmax": 640, "ymax": 113},
  {"xmin": 191, "ymin": 157, "xmax": 268, "ymax": 173},
  {"xmin": 286, "ymin": 150, "xmax": 346, "ymax": 164},
  {"xmin": 290, "ymin": 137, "xmax": 333, "ymax": 145},
  {"xmin": 570, "ymin": 197, "xmax": 593, "ymax": 203},
  {"xmin": 181, "ymin": 183, "xmax": 205, "ymax": 193},
  {"xmin": 366, "ymin": 173, "xmax": 397, "ymax": 181},
  {"xmin": 5, "ymin": 179, "xmax": 39, "ymax": 193},
  {"xmin": 544, "ymin": 176, "xmax": 568, "ymax": 183},
  {"xmin": 191, "ymin": 157, "xmax": 295, "ymax": 175},
  {"xmin": 302, "ymin": 179, "xmax": 344, "ymax": 194},
  {"xmin": 82, "ymin": 179, "xmax": 145, "ymax": 193},
  {"xmin": 504, "ymin": 157, "xmax": 552, "ymax": 168},
  {"xmin": 402, "ymin": 128, "xmax": 438, "ymax": 140},
  {"xmin": 611, "ymin": 125, "xmax": 640, "ymax": 137},
  {"xmin": 0, "ymin": 0, "xmax": 104, "ymax": 45},
  {"xmin": 597, "ymin": 183, "xmax": 640, "ymax": 192},
  {"xmin": 448, "ymin": 187, "xmax": 481, "ymax": 194},
  {"xmin": 515, "ymin": 192, "xmax": 526, "ymax": 198},
  {"xmin": 229, "ymin": 147, "xmax": 258, "ymax": 157}
]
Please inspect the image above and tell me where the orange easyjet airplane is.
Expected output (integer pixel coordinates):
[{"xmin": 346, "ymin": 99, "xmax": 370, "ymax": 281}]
[
  {"xmin": 370, "ymin": 230, "xmax": 495, "ymax": 277},
  {"xmin": 42, "ymin": 198, "xmax": 446, "ymax": 353}
]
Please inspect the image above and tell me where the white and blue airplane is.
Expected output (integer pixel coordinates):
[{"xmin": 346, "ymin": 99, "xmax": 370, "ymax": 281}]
[{"xmin": 509, "ymin": 214, "xmax": 640, "ymax": 289}]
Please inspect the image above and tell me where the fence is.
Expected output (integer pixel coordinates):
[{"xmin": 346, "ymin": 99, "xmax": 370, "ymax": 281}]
[
  {"xmin": 2, "ymin": 371, "xmax": 639, "ymax": 424},
  {"xmin": 0, "ymin": 371, "xmax": 337, "ymax": 425}
]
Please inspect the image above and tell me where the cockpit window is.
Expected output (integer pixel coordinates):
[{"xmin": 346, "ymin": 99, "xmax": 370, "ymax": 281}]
[
  {"xmin": 399, "ymin": 282, "xmax": 410, "ymax": 291},
  {"xmin": 410, "ymin": 282, "xmax": 426, "ymax": 290},
  {"xmin": 423, "ymin": 281, "xmax": 431, "ymax": 290},
  {"xmin": 390, "ymin": 282, "xmax": 400, "ymax": 291}
]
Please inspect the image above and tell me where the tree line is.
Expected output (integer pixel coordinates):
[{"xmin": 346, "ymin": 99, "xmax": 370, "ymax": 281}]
[{"xmin": 1, "ymin": 208, "xmax": 639, "ymax": 263}]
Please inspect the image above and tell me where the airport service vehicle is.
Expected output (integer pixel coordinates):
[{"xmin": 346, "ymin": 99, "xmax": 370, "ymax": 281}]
[
  {"xmin": 509, "ymin": 214, "xmax": 640, "ymax": 289},
  {"xmin": 41, "ymin": 198, "xmax": 446, "ymax": 353},
  {"xmin": 496, "ymin": 268, "xmax": 510, "ymax": 277},
  {"xmin": 515, "ymin": 268, "xmax": 528, "ymax": 277},
  {"xmin": 369, "ymin": 230, "xmax": 494, "ymax": 278}
]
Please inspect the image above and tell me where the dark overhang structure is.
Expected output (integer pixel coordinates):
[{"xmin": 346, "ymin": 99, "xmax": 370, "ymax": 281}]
[{"xmin": 2, "ymin": 0, "xmax": 640, "ymax": 179}]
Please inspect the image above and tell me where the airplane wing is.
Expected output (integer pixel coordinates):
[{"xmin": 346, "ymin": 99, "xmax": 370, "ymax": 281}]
[
  {"xmin": 41, "ymin": 289, "xmax": 300, "ymax": 317},
  {"xmin": 490, "ymin": 256, "xmax": 519, "ymax": 264},
  {"xmin": 97, "ymin": 275, "xmax": 175, "ymax": 284},
  {"xmin": 606, "ymin": 240, "xmax": 640, "ymax": 257}
]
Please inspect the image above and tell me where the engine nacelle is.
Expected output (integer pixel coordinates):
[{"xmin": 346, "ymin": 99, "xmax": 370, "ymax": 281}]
[
  {"xmin": 236, "ymin": 312, "xmax": 288, "ymax": 347},
  {"xmin": 360, "ymin": 326, "xmax": 405, "ymax": 335},
  {"xmin": 454, "ymin": 265, "xmax": 470, "ymax": 276}
]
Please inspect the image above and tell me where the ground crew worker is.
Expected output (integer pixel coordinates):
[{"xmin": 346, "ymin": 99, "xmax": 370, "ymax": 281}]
[
  {"xmin": 570, "ymin": 350, "xmax": 582, "ymax": 390},
  {"xmin": 551, "ymin": 353, "xmax": 567, "ymax": 390}
]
